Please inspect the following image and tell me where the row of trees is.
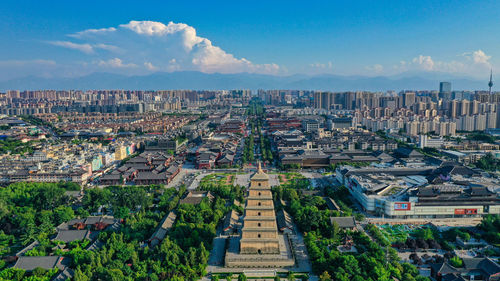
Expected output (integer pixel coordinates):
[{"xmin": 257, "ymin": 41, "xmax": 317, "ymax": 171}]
[
  {"xmin": 246, "ymin": 99, "xmax": 265, "ymax": 116},
  {"xmin": 213, "ymin": 272, "xmax": 306, "ymax": 281},
  {"xmin": 20, "ymin": 115, "xmax": 64, "ymax": 135},
  {"xmin": 258, "ymin": 126, "xmax": 274, "ymax": 163},
  {"xmin": 328, "ymin": 161, "xmax": 372, "ymax": 171},
  {"xmin": 251, "ymin": 116, "xmax": 274, "ymax": 164},
  {"xmin": 245, "ymin": 99, "xmax": 275, "ymax": 165},
  {"xmin": 241, "ymin": 134, "xmax": 254, "ymax": 164},
  {"xmin": 466, "ymin": 131, "xmax": 498, "ymax": 144}
]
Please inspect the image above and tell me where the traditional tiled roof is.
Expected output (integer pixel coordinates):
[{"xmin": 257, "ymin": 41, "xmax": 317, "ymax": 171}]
[
  {"xmin": 14, "ymin": 256, "xmax": 70, "ymax": 271},
  {"xmin": 53, "ymin": 229, "xmax": 94, "ymax": 243},
  {"xmin": 223, "ymin": 209, "xmax": 239, "ymax": 231},
  {"xmin": 276, "ymin": 209, "xmax": 293, "ymax": 232}
]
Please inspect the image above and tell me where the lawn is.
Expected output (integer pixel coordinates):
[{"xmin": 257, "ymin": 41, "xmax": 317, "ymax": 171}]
[
  {"xmin": 200, "ymin": 173, "xmax": 235, "ymax": 188},
  {"xmin": 378, "ymin": 224, "xmax": 411, "ymax": 243},
  {"xmin": 278, "ymin": 173, "xmax": 311, "ymax": 189}
]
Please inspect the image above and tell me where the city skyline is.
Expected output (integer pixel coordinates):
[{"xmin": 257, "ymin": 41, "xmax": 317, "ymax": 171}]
[
  {"xmin": 2, "ymin": 3, "xmax": 500, "ymax": 280},
  {"xmin": 0, "ymin": 0, "xmax": 499, "ymax": 82}
]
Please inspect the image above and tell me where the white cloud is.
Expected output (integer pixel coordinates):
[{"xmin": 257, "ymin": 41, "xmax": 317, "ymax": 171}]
[
  {"xmin": 0, "ymin": 59, "xmax": 56, "ymax": 67},
  {"xmin": 49, "ymin": 20, "xmax": 280, "ymax": 74},
  {"xmin": 472, "ymin": 50, "xmax": 491, "ymax": 66},
  {"xmin": 48, "ymin": 41, "xmax": 119, "ymax": 54},
  {"xmin": 462, "ymin": 50, "xmax": 491, "ymax": 66},
  {"xmin": 95, "ymin": 44, "xmax": 120, "ymax": 52},
  {"xmin": 392, "ymin": 51, "xmax": 492, "ymax": 76},
  {"xmin": 144, "ymin": 62, "xmax": 158, "ymax": 71},
  {"xmin": 412, "ymin": 55, "xmax": 435, "ymax": 71},
  {"xmin": 49, "ymin": 41, "xmax": 95, "ymax": 54},
  {"xmin": 70, "ymin": 27, "xmax": 117, "ymax": 38},
  {"xmin": 310, "ymin": 61, "xmax": 333, "ymax": 69},
  {"xmin": 97, "ymin": 58, "xmax": 137, "ymax": 68},
  {"xmin": 365, "ymin": 64, "xmax": 383, "ymax": 73}
]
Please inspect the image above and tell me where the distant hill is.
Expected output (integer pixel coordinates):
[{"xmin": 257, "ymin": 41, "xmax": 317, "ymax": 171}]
[{"xmin": 0, "ymin": 71, "xmax": 489, "ymax": 91}]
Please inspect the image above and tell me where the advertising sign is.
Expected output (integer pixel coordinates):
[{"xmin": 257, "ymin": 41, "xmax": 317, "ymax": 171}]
[
  {"xmin": 394, "ymin": 202, "xmax": 411, "ymax": 211},
  {"xmin": 454, "ymin": 209, "xmax": 477, "ymax": 215}
]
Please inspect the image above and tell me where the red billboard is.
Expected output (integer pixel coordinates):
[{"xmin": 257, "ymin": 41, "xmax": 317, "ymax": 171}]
[
  {"xmin": 454, "ymin": 209, "xmax": 477, "ymax": 215},
  {"xmin": 394, "ymin": 202, "xmax": 411, "ymax": 211}
]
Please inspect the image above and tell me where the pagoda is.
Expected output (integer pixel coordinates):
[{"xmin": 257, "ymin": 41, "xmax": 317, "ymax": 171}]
[{"xmin": 239, "ymin": 162, "xmax": 280, "ymax": 254}]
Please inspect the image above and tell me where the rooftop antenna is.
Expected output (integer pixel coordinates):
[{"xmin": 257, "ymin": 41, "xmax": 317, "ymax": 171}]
[{"xmin": 489, "ymin": 69, "xmax": 494, "ymax": 94}]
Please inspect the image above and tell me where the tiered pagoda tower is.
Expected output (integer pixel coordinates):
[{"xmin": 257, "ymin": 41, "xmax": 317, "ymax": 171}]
[{"xmin": 240, "ymin": 162, "xmax": 280, "ymax": 254}]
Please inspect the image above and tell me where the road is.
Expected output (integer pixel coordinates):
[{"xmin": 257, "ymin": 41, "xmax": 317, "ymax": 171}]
[
  {"xmin": 166, "ymin": 162, "xmax": 199, "ymax": 189},
  {"xmin": 366, "ymin": 217, "xmax": 482, "ymax": 227},
  {"xmin": 187, "ymin": 170, "xmax": 214, "ymax": 190}
]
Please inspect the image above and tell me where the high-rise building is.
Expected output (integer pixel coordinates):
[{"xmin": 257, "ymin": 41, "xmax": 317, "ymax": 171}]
[
  {"xmin": 472, "ymin": 100, "xmax": 480, "ymax": 115},
  {"xmin": 440, "ymin": 82, "xmax": 452, "ymax": 94},
  {"xmin": 489, "ymin": 69, "xmax": 494, "ymax": 95},
  {"xmin": 406, "ymin": 121, "xmax": 419, "ymax": 136},
  {"xmin": 487, "ymin": 112, "xmax": 497, "ymax": 129},
  {"xmin": 439, "ymin": 82, "xmax": 452, "ymax": 100},
  {"xmin": 450, "ymin": 100, "xmax": 458, "ymax": 118},
  {"xmin": 459, "ymin": 99, "xmax": 470, "ymax": 116},
  {"xmin": 402, "ymin": 92, "xmax": 416, "ymax": 108},
  {"xmin": 475, "ymin": 114, "xmax": 487, "ymax": 131}
]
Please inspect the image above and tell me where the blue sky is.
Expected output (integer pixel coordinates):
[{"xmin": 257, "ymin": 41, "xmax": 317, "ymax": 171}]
[{"xmin": 0, "ymin": 0, "xmax": 498, "ymax": 80}]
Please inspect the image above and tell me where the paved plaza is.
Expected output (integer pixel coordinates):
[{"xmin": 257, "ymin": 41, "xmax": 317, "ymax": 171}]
[{"xmin": 234, "ymin": 173, "xmax": 280, "ymax": 187}]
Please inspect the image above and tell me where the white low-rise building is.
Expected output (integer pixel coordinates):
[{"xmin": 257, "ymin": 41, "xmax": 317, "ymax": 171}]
[{"xmin": 337, "ymin": 165, "xmax": 500, "ymax": 219}]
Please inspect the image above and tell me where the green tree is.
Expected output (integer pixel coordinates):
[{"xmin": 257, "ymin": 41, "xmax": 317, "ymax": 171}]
[
  {"xmin": 238, "ymin": 273, "xmax": 247, "ymax": 281},
  {"xmin": 402, "ymin": 273, "xmax": 416, "ymax": 281},
  {"xmin": 450, "ymin": 256, "xmax": 463, "ymax": 267},
  {"xmin": 113, "ymin": 206, "xmax": 130, "ymax": 219},
  {"xmin": 401, "ymin": 263, "xmax": 419, "ymax": 276},
  {"xmin": 82, "ymin": 188, "xmax": 112, "ymax": 212},
  {"xmin": 32, "ymin": 267, "xmax": 46, "ymax": 277},
  {"xmin": 0, "ymin": 200, "xmax": 8, "ymax": 222},
  {"xmin": 319, "ymin": 271, "xmax": 332, "ymax": 281},
  {"xmin": 112, "ymin": 186, "xmax": 151, "ymax": 210},
  {"xmin": 414, "ymin": 228, "xmax": 434, "ymax": 240},
  {"xmin": 31, "ymin": 185, "xmax": 67, "ymax": 210},
  {"xmin": 53, "ymin": 206, "xmax": 75, "ymax": 225}
]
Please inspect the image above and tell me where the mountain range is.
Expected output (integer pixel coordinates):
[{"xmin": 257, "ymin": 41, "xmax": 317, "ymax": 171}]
[{"xmin": 0, "ymin": 71, "xmax": 491, "ymax": 91}]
